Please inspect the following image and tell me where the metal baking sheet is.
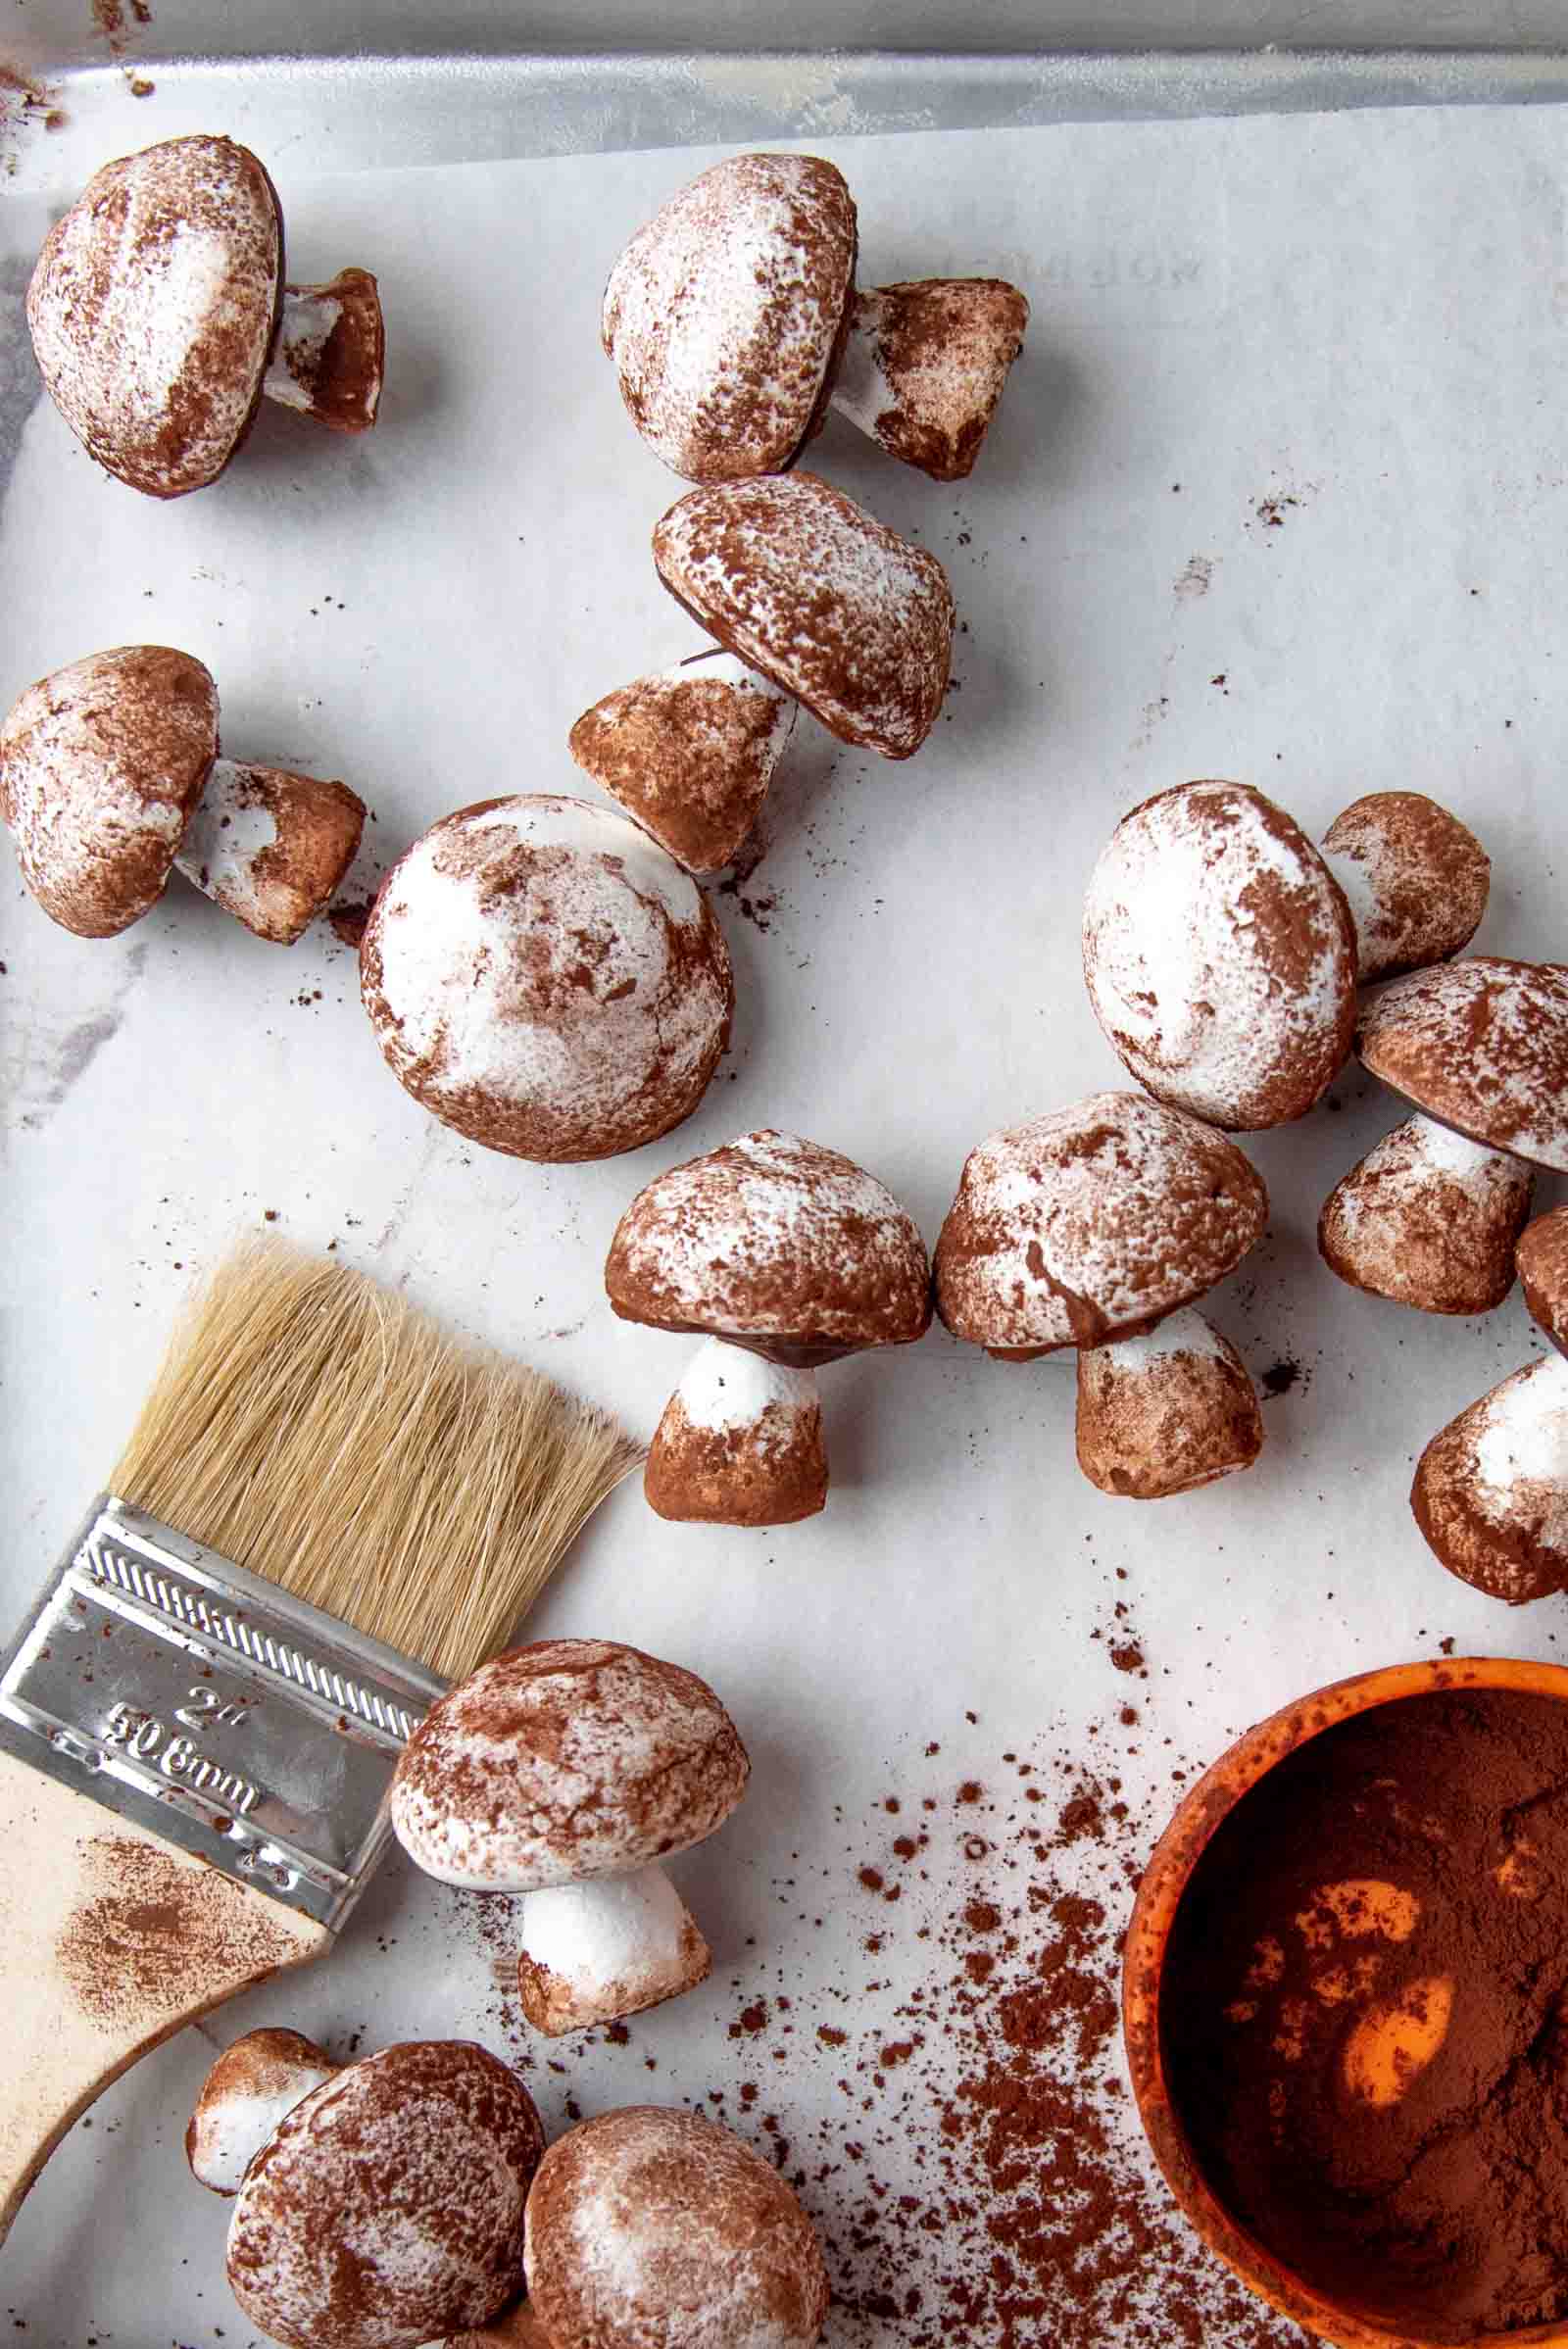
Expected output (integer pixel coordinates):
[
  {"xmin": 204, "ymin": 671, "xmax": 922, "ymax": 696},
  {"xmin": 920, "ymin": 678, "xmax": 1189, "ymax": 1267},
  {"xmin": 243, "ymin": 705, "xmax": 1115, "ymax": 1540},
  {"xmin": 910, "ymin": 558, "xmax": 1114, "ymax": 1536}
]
[{"xmin": 3, "ymin": 93, "xmax": 1568, "ymax": 2346}]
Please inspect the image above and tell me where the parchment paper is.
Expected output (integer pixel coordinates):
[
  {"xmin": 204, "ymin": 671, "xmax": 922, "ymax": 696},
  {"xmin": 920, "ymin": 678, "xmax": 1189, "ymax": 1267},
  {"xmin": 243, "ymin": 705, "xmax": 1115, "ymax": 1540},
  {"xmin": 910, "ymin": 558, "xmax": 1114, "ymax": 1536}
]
[{"xmin": 2, "ymin": 105, "xmax": 1567, "ymax": 2342}]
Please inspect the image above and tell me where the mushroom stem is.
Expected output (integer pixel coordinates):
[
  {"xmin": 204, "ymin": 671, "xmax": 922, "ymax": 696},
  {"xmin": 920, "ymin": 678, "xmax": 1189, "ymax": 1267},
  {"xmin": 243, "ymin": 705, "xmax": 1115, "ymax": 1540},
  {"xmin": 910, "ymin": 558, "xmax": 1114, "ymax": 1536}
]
[
  {"xmin": 263, "ymin": 268, "xmax": 384, "ymax": 432},
  {"xmin": 186, "ymin": 2029, "xmax": 339, "ymax": 2195},
  {"xmin": 173, "ymin": 756, "xmax": 366, "ymax": 944},
  {"xmin": 828, "ymin": 278, "xmax": 1030, "ymax": 481},
  {"xmin": 1319, "ymin": 792, "xmax": 1490, "ymax": 982},
  {"xmin": 645, "ymin": 1339, "xmax": 828, "ymax": 1526},
  {"xmin": 1074, "ymin": 1308, "xmax": 1263, "ymax": 1499},
  {"xmin": 1319, "ymin": 1114, "xmax": 1534, "ymax": 1315},
  {"xmin": 1411, "ymin": 1350, "xmax": 1568, "ymax": 1603},
  {"xmin": 517, "ymin": 1865, "xmax": 710, "ymax": 2035}
]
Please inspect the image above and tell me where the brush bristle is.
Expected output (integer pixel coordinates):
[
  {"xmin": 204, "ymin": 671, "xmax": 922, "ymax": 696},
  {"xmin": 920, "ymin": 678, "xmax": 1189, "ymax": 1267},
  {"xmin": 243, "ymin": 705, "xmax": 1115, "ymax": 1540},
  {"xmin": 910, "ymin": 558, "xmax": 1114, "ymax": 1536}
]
[{"xmin": 113, "ymin": 1240, "xmax": 643, "ymax": 1682}]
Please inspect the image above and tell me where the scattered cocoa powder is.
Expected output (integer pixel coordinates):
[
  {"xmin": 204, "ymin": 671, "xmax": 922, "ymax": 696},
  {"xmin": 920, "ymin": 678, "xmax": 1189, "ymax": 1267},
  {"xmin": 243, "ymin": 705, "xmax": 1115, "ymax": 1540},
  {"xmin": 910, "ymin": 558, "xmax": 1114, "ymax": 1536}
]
[{"xmin": 57, "ymin": 1834, "xmax": 300, "ymax": 2023}]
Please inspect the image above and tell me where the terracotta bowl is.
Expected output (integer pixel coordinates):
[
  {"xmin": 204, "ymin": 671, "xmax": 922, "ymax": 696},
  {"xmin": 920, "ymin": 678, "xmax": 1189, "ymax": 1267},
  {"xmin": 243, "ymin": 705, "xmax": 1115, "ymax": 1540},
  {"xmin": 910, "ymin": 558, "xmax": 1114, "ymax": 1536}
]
[{"xmin": 1122, "ymin": 1655, "xmax": 1568, "ymax": 2349}]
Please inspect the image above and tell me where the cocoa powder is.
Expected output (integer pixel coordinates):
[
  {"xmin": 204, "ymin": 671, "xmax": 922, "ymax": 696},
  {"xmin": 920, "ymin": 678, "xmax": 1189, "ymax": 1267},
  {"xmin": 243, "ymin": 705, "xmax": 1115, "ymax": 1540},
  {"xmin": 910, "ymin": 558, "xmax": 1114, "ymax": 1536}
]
[{"xmin": 1163, "ymin": 1688, "xmax": 1568, "ymax": 2342}]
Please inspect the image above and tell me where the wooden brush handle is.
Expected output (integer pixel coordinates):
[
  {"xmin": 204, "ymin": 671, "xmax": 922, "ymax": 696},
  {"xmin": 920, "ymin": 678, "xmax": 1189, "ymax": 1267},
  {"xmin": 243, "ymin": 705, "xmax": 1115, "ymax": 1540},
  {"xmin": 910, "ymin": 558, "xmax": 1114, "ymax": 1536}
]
[{"xmin": 0, "ymin": 1750, "xmax": 327, "ymax": 2246}]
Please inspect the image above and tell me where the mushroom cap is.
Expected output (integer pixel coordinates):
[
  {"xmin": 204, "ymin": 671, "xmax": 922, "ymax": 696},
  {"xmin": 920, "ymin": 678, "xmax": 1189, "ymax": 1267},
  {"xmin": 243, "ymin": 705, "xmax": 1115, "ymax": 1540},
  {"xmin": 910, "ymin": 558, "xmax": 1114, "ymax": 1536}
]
[
  {"xmin": 934, "ymin": 1090, "xmax": 1269, "ymax": 1359},
  {"xmin": 27, "ymin": 135, "xmax": 281, "ymax": 498},
  {"xmin": 1356, "ymin": 957, "xmax": 1568, "ymax": 1174},
  {"xmin": 1082, "ymin": 780, "xmax": 1358, "ymax": 1130},
  {"xmin": 1318, "ymin": 1114, "xmax": 1534, "ymax": 1316},
  {"xmin": 1320, "ymin": 790, "xmax": 1490, "ymax": 982},
  {"xmin": 524, "ymin": 2107, "xmax": 829, "ymax": 2349},
  {"xmin": 186, "ymin": 2028, "xmax": 338, "ymax": 2197},
  {"xmin": 225, "ymin": 2040, "xmax": 544, "ymax": 2349},
  {"xmin": 605, "ymin": 1129, "xmax": 933, "ymax": 1366},
  {"xmin": 1517, "ymin": 1209, "xmax": 1568, "ymax": 1356},
  {"xmin": 1410, "ymin": 1356, "xmax": 1568, "ymax": 1604},
  {"xmin": 602, "ymin": 152, "xmax": 858, "ymax": 483},
  {"xmin": 389, "ymin": 1638, "xmax": 750, "ymax": 1893},
  {"xmin": 646, "ymin": 1343, "xmax": 828, "ymax": 1526},
  {"xmin": 360, "ymin": 795, "xmax": 734, "ymax": 1163},
  {"xmin": 653, "ymin": 472, "xmax": 956, "ymax": 760},
  {"xmin": 1, "ymin": 645, "xmax": 218, "ymax": 935},
  {"xmin": 569, "ymin": 654, "xmax": 796, "ymax": 875},
  {"xmin": 1075, "ymin": 1312, "xmax": 1263, "ymax": 1499}
]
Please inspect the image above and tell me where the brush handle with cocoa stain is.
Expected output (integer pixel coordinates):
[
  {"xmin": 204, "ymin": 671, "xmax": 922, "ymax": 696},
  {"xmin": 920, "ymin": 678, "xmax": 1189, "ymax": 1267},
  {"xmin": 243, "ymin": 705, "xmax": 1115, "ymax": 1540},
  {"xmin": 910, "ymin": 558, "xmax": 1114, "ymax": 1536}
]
[{"xmin": 0, "ymin": 1752, "xmax": 325, "ymax": 2246}]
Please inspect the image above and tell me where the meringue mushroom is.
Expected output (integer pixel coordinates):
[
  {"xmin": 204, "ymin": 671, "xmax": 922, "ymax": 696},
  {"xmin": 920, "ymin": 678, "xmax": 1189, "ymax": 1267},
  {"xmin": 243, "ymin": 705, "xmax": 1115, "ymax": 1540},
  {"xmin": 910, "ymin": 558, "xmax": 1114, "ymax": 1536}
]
[
  {"xmin": 1083, "ymin": 782, "xmax": 1359, "ymax": 1130},
  {"xmin": 187, "ymin": 2029, "xmax": 339, "ymax": 2196},
  {"xmin": 602, "ymin": 150, "xmax": 1026, "ymax": 487},
  {"xmin": 360, "ymin": 795, "xmax": 733, "ymax": 1161},
  {"xmin": 0, "ymin": 645, "xmax": 364, "ymax": 942},
  {"xmin": 524, "ymin": 2107, "xmax": 829, "ymax": 2349},
  {"xmin": 224, "ymin": 2040, "xmax": 544, "ymax": 2349},
  {"xmin": 936, "ymin": 1091, "xmax": 1269, "ymax": 1498},
  {"xmin": 569, "ymin": 652, "xmax": 796, "ymax": 873},
  {"xmin": 1319, "ymin": 791, "xmax": 1490, "ymax": 983},
  {"xmin": 27, "ymin": 134, "xmax": 382, "ymax": 500},
  {"xmin": 1322, "ymin": 958, "xmax": 1568, "ymax": 1315},
  {"xmin": 653, "ymin": 472, "xmax": 956, "ymax": 760},
  {"xmin": 391, "ymin": 1639, "xmax": 749, "ymax": 2035},
  {"xmin": 605, "ymin": 1130, "xmax": 932, "ymax": 1527},
  {"xmin": 1411, "ymin": 1208, "xmax": 1568, "ymax": 1603}
]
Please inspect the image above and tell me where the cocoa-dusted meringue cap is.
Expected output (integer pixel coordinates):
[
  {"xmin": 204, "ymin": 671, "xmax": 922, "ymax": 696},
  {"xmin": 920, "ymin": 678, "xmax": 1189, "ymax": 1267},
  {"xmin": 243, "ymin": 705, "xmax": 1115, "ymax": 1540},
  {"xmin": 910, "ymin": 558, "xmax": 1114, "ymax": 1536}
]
[
  {"xmin": 1083, "ymin": 780, "xmax": 1358, "ymax": 1130},
  {"xmin": 1321, "ymin": 790, "xmax": 1490, "ymax": 982},
  {"xmin": 28, "ymin": 135, "xmax": 281, "ymax": 499},
  {"xmin": 360, "ymin": 795, "xmax": 734, "ymax": 1163},
  {"xmin": 1, "ymin": 645, "xmax": 218, "ymax": 936},
  {"xmin": 1518, "ymin": 1208, "xmax": 1568, "ymax": 1356},
  {"xmin": 606, "ymin": 1128, "xmax": 933, "ymax": 1367},
  {"xmin": 653, "ymin": 471, "xmax": 956, "ymax": 759},
  {"xmin": 601, "ymin": 152, "xmax": 858, "ymax": 483},
  {"xmin": 934, "ymin": 1090, "xmax": 1268, "ymax": 1359},
  {"xmin": 389, "ymin": 1639, "xmax": 749, "ymax": 1893},
  {"xmin": 524, "ymin": 2108, "xmax": 829, "ymax": 2349},
  {"xmin": 1356, "ymin": 957, "xmax": 1568, "ymax": 1174},
  {"xmin": 226, "ymin": 2041, "xmax": 544, "ymax": 2349}
]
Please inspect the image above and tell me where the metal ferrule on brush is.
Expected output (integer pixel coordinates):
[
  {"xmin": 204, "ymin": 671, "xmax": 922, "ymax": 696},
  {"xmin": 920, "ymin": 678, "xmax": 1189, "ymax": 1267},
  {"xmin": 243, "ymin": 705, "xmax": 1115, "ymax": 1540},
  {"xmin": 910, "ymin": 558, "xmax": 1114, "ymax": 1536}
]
[{"xmin": 0, "ymin": 1497, "xmax": 447, "ymax": 1932}]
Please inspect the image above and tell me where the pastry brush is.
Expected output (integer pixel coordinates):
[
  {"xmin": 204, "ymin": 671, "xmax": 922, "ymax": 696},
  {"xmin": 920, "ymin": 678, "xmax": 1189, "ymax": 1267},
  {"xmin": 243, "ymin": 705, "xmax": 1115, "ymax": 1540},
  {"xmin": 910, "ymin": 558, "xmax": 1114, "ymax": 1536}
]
[{"xmin": 0, "ymin": 1239, "xmax": 641, "ymax": 2244}]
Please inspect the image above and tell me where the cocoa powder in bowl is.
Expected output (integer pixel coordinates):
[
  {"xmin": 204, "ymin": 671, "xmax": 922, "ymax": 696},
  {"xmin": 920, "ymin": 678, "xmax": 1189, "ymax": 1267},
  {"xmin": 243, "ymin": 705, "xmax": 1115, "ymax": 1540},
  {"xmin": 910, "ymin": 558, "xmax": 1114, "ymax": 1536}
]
[{"xmin": 1160, "ymin": 1688, "xmax": 1568, "ymax": 2342}]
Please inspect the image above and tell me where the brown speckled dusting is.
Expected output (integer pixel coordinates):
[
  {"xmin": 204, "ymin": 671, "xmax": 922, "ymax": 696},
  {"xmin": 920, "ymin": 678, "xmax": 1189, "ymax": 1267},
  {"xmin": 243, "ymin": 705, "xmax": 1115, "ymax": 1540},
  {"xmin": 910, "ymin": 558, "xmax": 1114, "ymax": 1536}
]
[
  {"xmin": 361, "ymin": 795, "xmax": 733, "ymax": 1163},
  {"xmin": 602, "ymin": 152, "xmax": 857, "ymax": 482},
  {"xmin": 654, "ymin": 472, "xmax": 955, "ymax": 759},
  {"xmin": 1, "ymin": 644, "xmax": 217, "ymax": 936},
  {"xmin": 525, "ymin": 2107, "xmax": 829, "ymax": 2349},
  {"xmin": 391, "ymin": 1639, "xmax": 750, "ymax": 1892},
  {"xmin": 606, "ymin": 1129, "xmax": 933, "ymax": 1365},
  {"xmin": 56, "ymin": 1834, "xmax": 299, "ymax": 2024},
  {"xmin": 27, "ymin": 134, "xmax": 281, "ymax": 497},
  {"xmin": 227, "ymin": 2041, "xmax": 544, "ymax": 2349}
]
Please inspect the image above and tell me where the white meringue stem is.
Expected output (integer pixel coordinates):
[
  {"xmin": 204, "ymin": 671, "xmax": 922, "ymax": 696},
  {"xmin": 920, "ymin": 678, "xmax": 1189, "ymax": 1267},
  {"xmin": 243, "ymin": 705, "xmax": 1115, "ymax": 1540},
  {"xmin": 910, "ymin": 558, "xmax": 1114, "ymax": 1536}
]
[
  {"xmin": 518, "ymin": 1866, "xmax": 709, "ymax": 2035},
  {"xmin": 173, "ymin": 757, "xmax": 277, "ymax": 910},
  {"xmin": 263, "ymin": 269, "xmax": 383, "ymax": 431}
]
